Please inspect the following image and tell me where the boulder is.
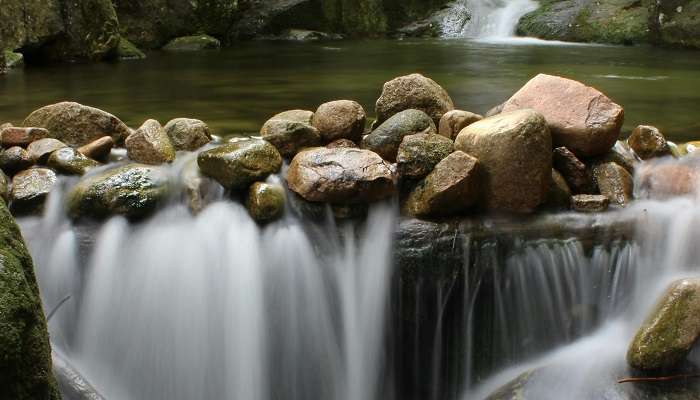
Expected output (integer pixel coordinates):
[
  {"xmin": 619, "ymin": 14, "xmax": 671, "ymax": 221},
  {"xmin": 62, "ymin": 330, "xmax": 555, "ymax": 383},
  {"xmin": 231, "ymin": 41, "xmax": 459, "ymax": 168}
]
[
  {"xmin": 544, "ymin": 169, "xmax": 572, "ymax": 210},
  {"xmin": 375, "ymin": 73, "xmax": 454, "ymax": 125},
  {"xmin": 501, "ymin": 74, "xmax": 624, "ymax": 157},
  {"xmin": 592, "ymin": 162, "xmax": 633, "ymax": 206},
  {"xmin": 10, "ymin": 168, "xmax": 57, "ymax": 214},
  {"xmin": 590, "ymin": 141, "xmax": 638, "ymax": 175},
  {"xmin": 3, "ymin": 51, "xmax": 24, "ymax": 69},
  {"xmin": 637, "ymin": 159, "xmax": 700, "ymax": 199},
  {"xmin": 164, "ymin": 118, "xmax": 211, "ymax": 151},
  {"xmin": 23, "ymin": 102, "xmax": 131, "ymax": 147},
  {"xmin": 455, "ymin": 109, "xmax": 552, "ymax": 213},
  {"xmin": 287, "ymin": 147, "xmax": 395, "ymax": 203},
  {"xmin": 162, "ymin": 35, "xmax": 221, "ymax": 51},
  {"xmin": 362, "ymin": 109, "xmax": 437, "ymax": 162},
  {"xmin": 77, "ymin": 136, "xmax": 114, "ymax": 162},
  {"xmin": 0, "ymin": 127, "xmax": 49, "ymax": 148},
  {"xmin": 571, "ymin": 194, "xmax": 609, "ymax": 212},
  {"xmin": 67, "ymin": 164, "xmax": 170, "ymax": 219},
  {"xmin": 0, "ymin": 147, "xmax": 33, "ymax": 176},
  {"xmin": 0, "ymin": 199, "xmax": 61, "ymax": 400},
  {"xmin": 327, "ymin": 138, "xmax": 358, "ymax": 149},
  {"xmin": 125, "ymin": 119, "xmax": 176, "ymax": 164},
  {"xmin": 274, "ymin": 29, "xmax": 343, "ymax": 41},
  {"xmin": 197, "ymin": 139, "xmax": 282, "ymax": 190},
  {"xmin": 628, "ymin": 278, "xmax": 700, "ymax": 371},
  {"xmin": 116, "ymin": 37, "xmax": 146, "ymax": 60},
  {"xmin": 312, "ymin": 100, "xmax": 366, "ymax": 143},
  {"xmin": 47, "ymin": 147, "xmax": 100, "ymax": 176},
  {"xmin": 404, "ymin": 151, "xmax": 479, "ymax": 217},
  {"xmin": 260, "ymin": 110, "xmax": 321, "ymax": 158},
  {"xmin": 396, "ymin": 133, "xmax": 454, "ymax": 180},
  {"xmin": 552, "ymin": 147, "xmax": 595, "ymax": 194},
  {"xmin": 628, "ymin": 125, "xmax": 673, "ymax": 160},
  {"xmin": 26, "ymin": 138, "xmax": 68, "ymax": 164},
  {"xmin": 0, "ymin": 170, "xmax": 8, "ymax": 203},
  {"xmin": 246, "ymin": 182, "xmax": 285, "ymax": 222},
  {"xmin": 438, "ymin": 110, "xmax": 482, "ymax": 140}
]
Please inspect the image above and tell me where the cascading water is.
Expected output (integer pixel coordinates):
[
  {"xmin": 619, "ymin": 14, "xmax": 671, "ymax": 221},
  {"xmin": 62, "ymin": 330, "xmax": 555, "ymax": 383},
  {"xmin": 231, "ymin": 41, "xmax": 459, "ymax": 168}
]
[{"xmin": 445, "ymin": 0, "xmax": 539, "ymax": 39}]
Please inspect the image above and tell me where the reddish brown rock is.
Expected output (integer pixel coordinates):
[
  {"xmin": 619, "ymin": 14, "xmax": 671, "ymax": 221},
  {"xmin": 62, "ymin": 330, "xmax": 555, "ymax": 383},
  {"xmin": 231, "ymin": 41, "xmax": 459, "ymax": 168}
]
[
  {"xmin": 571, "ymin": 194, "xmax": 609, "ymax": 212},
  {"xmin": 627, "ymin": 125, "xmax": 672, "ymax": 160},
  {"xmin": 77, "ymin": 136, "xmax": 114, "ymax": 162},
  {"xmin": 0, "ymin": 127, "xmax": 49, "ymax": 148},
  {"xmin": 327, "ymin": 139, "xmax": 358, "ymax": 149},
  {"xmin": 637, "ymin": 159, "xmax": 700, "ymax": 199},
  {"xmin": 592, "ymin": 162, "xmax": 633, "ymax": 206},
  {"xmin": 312, "ymin": 100, "xmax": 366, "ymax": 143},
  {"xmin": 501, "ymin": 74, "xmax": 624, "ymax": 157},
  {"xmin": 287, "ymin": 147, "xmax": 395, "ymax": 204},
  {"xmin": 438, "ymin": 110, "xmax": 482, "ymax": 140},
  {"xmin": 552, "ymin": 147, "xmax": 595, "ymax": 194},
  {"xmin": 375, "ymin": 73, "xmax": 454, "ymax": 125}
]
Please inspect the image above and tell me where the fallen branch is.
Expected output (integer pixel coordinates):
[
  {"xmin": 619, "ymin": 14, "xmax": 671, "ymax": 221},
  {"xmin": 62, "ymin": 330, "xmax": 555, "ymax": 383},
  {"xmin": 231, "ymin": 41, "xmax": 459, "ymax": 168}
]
[{"xmin": 618, "ymin": 374, "xmax": 700, "ymax": 384}]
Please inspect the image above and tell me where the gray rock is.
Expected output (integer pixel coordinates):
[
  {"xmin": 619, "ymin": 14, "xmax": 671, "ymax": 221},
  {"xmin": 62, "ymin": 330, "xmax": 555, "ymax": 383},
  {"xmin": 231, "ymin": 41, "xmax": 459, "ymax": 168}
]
[
  {"xmin": 375, "ymin": 73, "xmax": 454, "ymax": 126},
  {"xmin": 26, "ymin": 138, "xmax": 68, "ymax": 164},
  {"xmin": 362, "ymin": 109, "xmax": 437, "ymax": 162},
  {"xmin": 396, "ymin": 133, "xmax": 454, "ymax": 180},
  {"xmin": 260, "ymin": 110, "xmax": 321, "ymax": 158},
  {"xmin": 164, "ymin": 118, "xmax": 211, "ymax": 151},
  {"xmin": 10, "ymin": 168, "xmax": 57, "ymax": 214},
  {"xmin": 162, "ymin": 35, "xmax": 220, "ymax": 51},
  {"xmin": 0, "ymin": 147, "xmax": 33, "ymax": 176},
  {"xmin": 47, "ymin": 147, "xmax": 100, "ymax": 176}
]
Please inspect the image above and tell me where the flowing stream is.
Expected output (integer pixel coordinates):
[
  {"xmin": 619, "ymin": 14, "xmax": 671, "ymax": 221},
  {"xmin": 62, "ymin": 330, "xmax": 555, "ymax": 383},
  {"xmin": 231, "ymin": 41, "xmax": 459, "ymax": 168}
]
[{"xmin": 460, "ymin": 0, "xmax": 539, "ymax": 38}]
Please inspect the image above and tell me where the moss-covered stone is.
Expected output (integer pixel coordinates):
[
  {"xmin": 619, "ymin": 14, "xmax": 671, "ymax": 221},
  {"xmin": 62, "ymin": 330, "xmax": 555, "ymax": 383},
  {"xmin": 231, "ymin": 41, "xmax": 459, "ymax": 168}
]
[
  {"xmin": 67, "ymin": 163, "xmax": 170, "ymax": 220},
  {"xmin": 47, "ymin": 147, "xmax": 100, "ymax": 176},
  {"xmin": 0, "ymin": 199, "xmax": 61, "ymax": 400},
  {"xmin": 116, "ymin": 37, "xmax": 146, "ymax": 60},
  {"xmin": 396, "ymin": 133, "xmax": 454, "ymax": 181},
  {"xmin": 162, "ymin": 35, "xmax": 221, "ymax": 51},
  {"xmin": 4, "ymin": 51, "xmax": 24, "ymax": 68},
  {"xmin": 246, "ymin": 182, "xmax": 285, "ymax": 222},
  {"xmin": 649, "ymin": 0, "xmax": 700, "ymax": 48},
  {"xmin": 197, "ymin": 139, "xmax": 282, "ymax": 190}
]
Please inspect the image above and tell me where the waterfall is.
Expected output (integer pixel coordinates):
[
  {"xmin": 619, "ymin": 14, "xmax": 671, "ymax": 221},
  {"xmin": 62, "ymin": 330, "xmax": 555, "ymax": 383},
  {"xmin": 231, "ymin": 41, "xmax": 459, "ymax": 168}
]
[{"xmin": 459, "ymin": 0, "xmax": 539, "ymax": 39}]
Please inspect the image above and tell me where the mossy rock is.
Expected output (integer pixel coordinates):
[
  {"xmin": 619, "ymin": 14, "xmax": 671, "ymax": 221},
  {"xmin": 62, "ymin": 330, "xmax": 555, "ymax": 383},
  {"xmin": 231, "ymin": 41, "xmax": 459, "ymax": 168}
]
[
  {"xmin": 3, "ymin": 51, "xmax": 24, "ymax": 69},
  {"xmin": 116, "ymin": 37, "xmax": 146, "ymax": 60},
  {"xmin": 246, "ymin": 182, "xmax": 285, "ymax": 222},
  {"xmin": 197, "ymin": 139, "xmax": 282, "ymax": 190},
  {"xmin": 162, "ymin": 35, "xmax": 221, "ymax": 51},
  {"xmin": 0, "ymin": 199, "xmax": 61, "ymax": 400}
]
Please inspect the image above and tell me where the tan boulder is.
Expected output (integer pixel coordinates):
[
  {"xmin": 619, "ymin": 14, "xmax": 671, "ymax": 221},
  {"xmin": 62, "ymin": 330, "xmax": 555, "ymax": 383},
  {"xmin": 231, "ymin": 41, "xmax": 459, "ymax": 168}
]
[
  {"xmin": 125, "ymin": 119, "xmax": 176, "ymax": 165},
  {"xmin": 375, "ymin": 73, "xmax": 454, "ymax": 125},
  {"xmin": 260, "ymin": 110, "xmax": 321, "ymax": 158},
  {"xmin": 438, "ymin": 110, "xmax": 482, "ymax": 140},
  {"xmin": 312, "ymin": 100, "xmax": 366, "ymax": 142},
  {"xmin": 501, "ymin": 74, "xmax": 624, "ymax": 157},
  {"xmin": 27, "ymin": 138, "xmax": 68, "ymax": 164}
]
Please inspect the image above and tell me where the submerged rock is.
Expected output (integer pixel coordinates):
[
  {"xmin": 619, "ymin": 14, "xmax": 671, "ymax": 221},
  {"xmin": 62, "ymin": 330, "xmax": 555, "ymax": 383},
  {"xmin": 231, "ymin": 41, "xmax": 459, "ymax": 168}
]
[
  {"xmin": 164, "ymin": 118, "xmax": 211, "ymax": 151},
  {"xmin": 197, "ymin": 139, "xmax": 282, "ymax": 190},
  {"xmin": 10, "ymin": 168, "xmax": 57, "ymax": 214},
  {"xmin": 552, "ymin": 146, "xmax": 595, "ymax": 194},
  {"xmin": 501, "ymin": 74, "xmax": 624, "ymax": 157},
  {"xmin": 125, "ymin": 119, "xmax": 176, "ymax": 165},
  {"xmin": 0, "ymin": 199, "xmax": 61, "ymax": 399},
  {"xmin": 628, "ymin": 278, "xmax": 700, "ymax": 371},
  {"xmin": 26, "ymin": 138, "xmax": 68, "ymax": 164},
  {"xmin": 637, "ymin": 159, "xmax": 700, "ymax": 199},
  {"xmin": 77, "ymin": 136, "xmax": 114, "ymax": 162},
  {"xmin": 312, "ymin": 100, "xmax": 366, "ymax": 143},
  {"xmin": 438, "ymin": 109, "xmax": 482, "ymax": 140},
  {"xmin": 260, "ymin": 110, "xmax": 321, "ymax": 158},
  {"xmin": 67, "ymin": 164, "xmax": 170, "ymax": 219},
  {"xmin": 0, "ymin": 126, "xmax": 49, "ymax": 148},
  {"xmin": 404, "ymin": 151, "xmax": 479, "ymax": 217},
  {"xmin": 47, "ymin": 147, "xmax": 100, "ymax": 175},
  {"xmin": 396, "ymin": 133, "xmax": 454, "ymax": 180},
  {"xmin": 593, "ymin": 162, "xmax": 633, "ymax": 206},
  {"xmin": 571, "ymin": 194, "xmax": 609, "ymax": 212},
  {"xmin": 23, "ymin": 102, "xmax": 131, "ymax": 147},
  {"xmin": 455, "ymin": 109, "xmax": 552, "ymax": 213},
  {"xmin": 0, "ymin": 147, "xmax": 33, "ymax": 176},
  {"xmin": 287, "ymin": 147, "xmax": 395, "ymax": 204},
  {"xmin": 162, "ymin": 35, "xmax": 221, "ymax": 51},
  {"xmin": 362, "ymin": 109, "xmax": 437, "ymax": 162},
  {"xmin": 375, "ymin": 73, "xmax": 454, "ymax": 125},
  {"xmin": 628, "ymin": 125, "xmax": 673, "ymax": 160},
  {"xmin": 246, "ymin": 182, "xmax": 285, "ymax": 222}
]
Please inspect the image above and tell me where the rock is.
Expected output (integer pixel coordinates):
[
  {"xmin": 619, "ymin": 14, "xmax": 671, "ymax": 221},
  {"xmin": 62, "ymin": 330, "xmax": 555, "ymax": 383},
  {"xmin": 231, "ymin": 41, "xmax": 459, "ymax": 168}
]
[
  {"xmin": 125, "ymin": 119, "xmax": 176, "ymax": 164},
  {"xmin": 628, "ymin": 278, "xmax": 700, "ymax": 371},
  {"xmin": 116, "ymin": 37, "xmax": 146, "ymax": 60},
  {"xmin": 164, "ymin": 118, "xmax": 212, "ymax": 151},
  {"xmin": 260, "ymin": 110, "xmax": 321, "ymax": 158},
  {"xmin": 637, "ymin": 159, "xmax": 700, "ymax": 199},
  {"xmin": 396, "ymin": 133, "xmax": 454, "ymax": 180},
  {"xmin": 47, "ymin": 147, "xmax": 100, "ymax": 176},
  {"xmin": 0, "ymin": 170, "xmax": 8, "ymax": 203},
  {"xmin": 327, "ymin": 139, "xmax": 358, "ymax": 149},
  {"xmin": 592, "ymin": 162, "xmax": 633, "ymax": 206},
  {"xmin": 181, "ymin": 158, "xmax": 221, "ymax": 215},
  {"xmin": 501, "ymin": 74, "xmax": 624, "ymax": 157},
  {"xmin": 628, "ymin": 125, "xmax": 673, "ymax": 160},
  {"xmin": 246, "ymin": 182, "xmax": 285, "ymax": 222},
  {"xmin": 485, "ymin": 103, "xmax": 504, "ymax": 117},
  {"xmin": 26, "ymin": 138, "xmax": 68, "ymax": 164},
  {"xmin": 287, "ymin": 147, "xmax": 395, "ymax": 203},
  {"xmin": 10, "ymin": 168, "xmax": 57, "ymax": 214},
  {"xmin": 0, "ymin": 147, "xmax": 33, "ymax": 176},
  {"xmin": 312, "ymin": 100, "xmax": 366, "ymax": 143},
  {"xmin": 0, "ymin": 127, "xmax": 48, "ymax": 147},
  {"xmin": 590, "ymin": 141, "xmax": 638, "ymax": 175},
  {"xmin": 404, "ymin": 151, "xmax": 479, "ymax": 217},
  {"xmin": 162, "ymin": 35, "xmax": 221, "ymax": 51},
  {"xmin": 0, "ymin": 199, "xmax": 61, "ymax": 400},
  {"xmin": 275, "ymin": 29, "xmax": 343, "ymax": 41},
  {"xmin": 678, "ymin": 141, "xmax": 700, "ymax": 156},
  {"xmin": 77, "ymin": 136, "xmax": 114, "ymax": 162},
  {"xmin": 455, "ymin": 109, "xmax": 552, "ymax": 213},
  {"xmin": 545, "ymin": 169, "xmax": 572, "ymax": 210},
  {"xmin": 438, "ymin": 110, "xmax": 482, "ymax": 140},
  {"xmin": 3, "ymin": 51, "xmax": 24, "ymax": 69},
  {"xmin": 552, "ymin": 147, "xmax": 595, "ymax": 194},
  {"xmin": 649, "ymin": 0, "xmax": 700, "ymax": 49},
  {"xmin": 375, "ymin": 73, "xmax": 454, "ymax": 126},
  {"xmin": 571, "ymin": 194, "xmax": 609, "ymax": 212},
  {"xmin": 362, "ymin": 109, "xmax": 437, "ymax": 162},
  {"xmin": 197, "ymin": 139, "xmax": 282, "ymax": 190},
  {"xmin": 0, "ymin": 123, "xmax": 11, "ymax": 131},
  {"xmin": 67, "ymin": 164, "xmax": 170, "ymax": 219},
  {"xmin": 23, "ymin": 102, "xmax": 131, "ymax": 147}
]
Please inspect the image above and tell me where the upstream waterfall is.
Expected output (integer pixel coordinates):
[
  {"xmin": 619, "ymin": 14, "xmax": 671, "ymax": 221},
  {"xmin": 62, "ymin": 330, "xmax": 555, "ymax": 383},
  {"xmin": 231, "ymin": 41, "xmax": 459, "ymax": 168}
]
[{"xmin": 439, "ymin": 0, "xmax": 539, "ymax": 39}]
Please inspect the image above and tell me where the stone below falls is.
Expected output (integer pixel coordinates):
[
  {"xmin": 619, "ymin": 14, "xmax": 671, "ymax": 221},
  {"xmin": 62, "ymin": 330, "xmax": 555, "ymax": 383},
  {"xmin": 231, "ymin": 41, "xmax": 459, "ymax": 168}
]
[{"xmin": 197, "ymin": 139, "xmax": 282, "ymax": 190}]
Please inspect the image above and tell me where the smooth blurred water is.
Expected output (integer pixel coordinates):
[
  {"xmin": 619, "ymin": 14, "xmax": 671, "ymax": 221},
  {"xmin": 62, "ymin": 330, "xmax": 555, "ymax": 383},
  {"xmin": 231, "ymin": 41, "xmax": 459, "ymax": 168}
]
[{"xmin": 2, "ymin": 39, "xmax": 700, "ymax": 141}]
